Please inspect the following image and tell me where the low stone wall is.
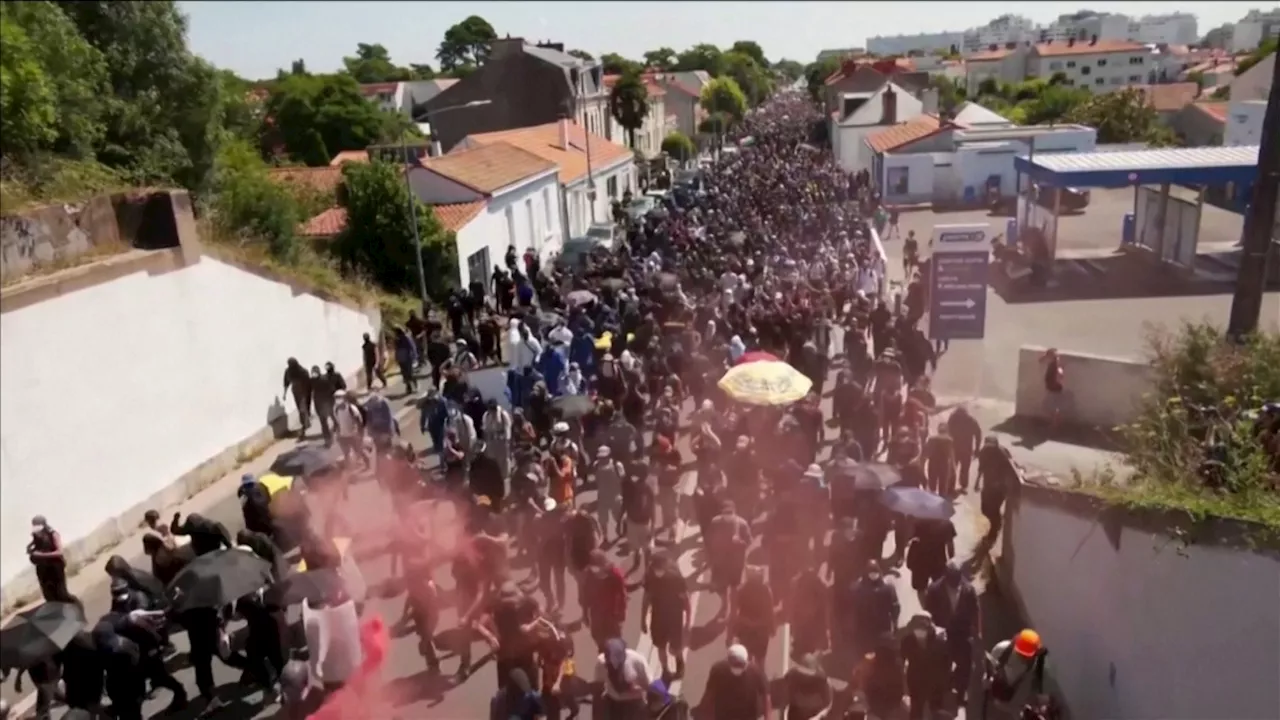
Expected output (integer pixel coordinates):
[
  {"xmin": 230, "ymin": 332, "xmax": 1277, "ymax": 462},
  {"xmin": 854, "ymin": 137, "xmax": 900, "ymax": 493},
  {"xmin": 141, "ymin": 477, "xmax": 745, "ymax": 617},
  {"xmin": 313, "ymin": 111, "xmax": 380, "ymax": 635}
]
[
  {"xmin": 995, "ymin": 478, "xmax": 1280, "ymax": 720},
  {"xmin": 1013, "ymin": 345, "xmax": 1155, "ymax": 429}
]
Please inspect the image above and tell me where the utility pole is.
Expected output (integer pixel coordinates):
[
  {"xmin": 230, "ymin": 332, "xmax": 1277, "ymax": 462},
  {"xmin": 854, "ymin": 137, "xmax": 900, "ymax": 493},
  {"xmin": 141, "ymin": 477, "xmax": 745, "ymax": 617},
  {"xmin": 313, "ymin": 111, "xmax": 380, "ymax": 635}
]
[{"xmin": 1226, "ymin": 48, "xmax": 1280, "ymax": 340}]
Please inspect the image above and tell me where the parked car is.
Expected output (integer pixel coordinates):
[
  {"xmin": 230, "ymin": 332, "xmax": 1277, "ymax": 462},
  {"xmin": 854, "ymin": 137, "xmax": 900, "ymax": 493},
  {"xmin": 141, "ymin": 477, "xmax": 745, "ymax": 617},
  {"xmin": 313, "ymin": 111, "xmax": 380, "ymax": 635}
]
[{"xmin": 558, "ymin": 223, "xmax": 617, "ymax": 268}]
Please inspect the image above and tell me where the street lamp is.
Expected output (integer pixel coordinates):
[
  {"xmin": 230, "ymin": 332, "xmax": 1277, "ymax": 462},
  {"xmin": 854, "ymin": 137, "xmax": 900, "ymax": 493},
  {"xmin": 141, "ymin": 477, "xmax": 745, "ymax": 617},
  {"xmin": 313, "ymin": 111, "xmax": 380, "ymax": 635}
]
[{"xmin": 403, "ymin": 99, "xmax": 492, "ymax": 311}]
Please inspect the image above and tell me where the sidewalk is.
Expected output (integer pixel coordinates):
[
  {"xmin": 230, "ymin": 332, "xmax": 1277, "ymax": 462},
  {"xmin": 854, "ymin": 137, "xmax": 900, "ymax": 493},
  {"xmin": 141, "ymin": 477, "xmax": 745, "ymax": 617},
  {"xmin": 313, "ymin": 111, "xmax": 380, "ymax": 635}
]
[{"xmin": 0, "ymin": 373, "xmax": 424, "ymax": 714}]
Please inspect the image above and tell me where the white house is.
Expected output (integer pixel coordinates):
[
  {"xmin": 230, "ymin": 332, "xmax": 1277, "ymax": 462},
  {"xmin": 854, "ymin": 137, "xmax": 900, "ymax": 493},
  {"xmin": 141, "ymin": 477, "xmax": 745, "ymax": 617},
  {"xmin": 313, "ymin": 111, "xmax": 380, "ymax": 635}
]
[
  {"xmin": 455, "ymin": 119, "xmax": 636, "ymax": 243},
  {"xmin": 1225, "ymin": 100, "xmax": 1267, "ymax": 146},
  {"xmin": 358, "ymin": 79, "xmax": 460, "ymax": 118},
  {"xmin": 966, "ymin": 39, "xmax": 1157, "ymax": 95},
  {"xmin": 408, "ymin": 143, "xmax": 563, "ymax": 287},
  {"xmin": 833, "ymin": 83, "xmax": 926, "ymax": 176}
]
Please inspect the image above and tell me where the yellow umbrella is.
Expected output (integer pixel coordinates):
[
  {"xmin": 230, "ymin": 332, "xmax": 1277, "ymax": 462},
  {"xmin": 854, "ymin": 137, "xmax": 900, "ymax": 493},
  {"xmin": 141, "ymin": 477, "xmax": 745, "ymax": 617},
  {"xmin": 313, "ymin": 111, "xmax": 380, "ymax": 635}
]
[
  {"xmin": 594, "ymin": 332, "xmax": 613, "ymax": 350},
  {"xmin": 258, "ymin": 473, "xmax": 294, "ymax": 498},
  {"xmin": 718, "ymin": 360, "xmax": 813, "ymax": 406}
]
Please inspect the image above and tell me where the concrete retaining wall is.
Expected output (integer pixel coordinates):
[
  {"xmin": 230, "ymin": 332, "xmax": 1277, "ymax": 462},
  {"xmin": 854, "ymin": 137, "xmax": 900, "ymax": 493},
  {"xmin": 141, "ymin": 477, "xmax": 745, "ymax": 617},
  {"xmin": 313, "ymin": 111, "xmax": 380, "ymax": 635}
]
[
  {"xmin": 0, "ymin": 192, "xmax": 380, "ymax": 610},
  {"xmin": 996, "ymin": 482, "xmax": 1280, "ymax": 720},
  {"xmin": 1014, "ymin": 345, "xmax": 1155, "ymax": 429}
]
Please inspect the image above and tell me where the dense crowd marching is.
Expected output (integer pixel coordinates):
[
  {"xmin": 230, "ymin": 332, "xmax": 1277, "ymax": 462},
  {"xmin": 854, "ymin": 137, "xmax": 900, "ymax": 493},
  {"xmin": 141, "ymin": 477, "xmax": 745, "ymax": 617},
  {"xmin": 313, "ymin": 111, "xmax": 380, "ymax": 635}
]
[{"xmin": 4, "ymin": 91, "xmax": 1055, "ymax": 720}]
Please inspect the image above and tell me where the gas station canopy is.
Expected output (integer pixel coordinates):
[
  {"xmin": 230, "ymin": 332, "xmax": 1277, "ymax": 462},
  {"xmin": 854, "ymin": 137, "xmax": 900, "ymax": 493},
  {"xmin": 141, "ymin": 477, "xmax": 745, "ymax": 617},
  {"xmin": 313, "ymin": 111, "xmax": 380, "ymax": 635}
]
[{"xmin": 1014, "ymin": 146, "xmax": 1261, "ymax": 188}]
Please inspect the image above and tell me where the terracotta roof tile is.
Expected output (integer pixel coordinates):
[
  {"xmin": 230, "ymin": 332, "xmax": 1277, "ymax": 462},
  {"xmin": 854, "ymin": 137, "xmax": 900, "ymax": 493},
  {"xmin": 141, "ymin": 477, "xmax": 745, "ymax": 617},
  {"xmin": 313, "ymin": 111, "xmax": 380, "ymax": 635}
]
[
  {"xmin": 967, "ymin": 49, "xmax": 1012, "ymax": 62},
  {"xmin": 298, "ymin": 199, "xmax": 486, "ymax": 238},
  {"xmin": 329, "ymin": 150, "xmax": 370, "ymax": 166},
  {"xmin": 359, "ymin": 82, "xmax": 399, "ymax": 96},
  {"xmin": 430, "ymin": 200, "xmax": 487, "ymax": 233},
  {"xmin": 298, "ymin": 207, "xmax": 348, "ymax": 238},
  {"xmin": 1192, "ymin": 102, "xmax": 1228, "ymax": 124},
  {"xmin": 865, "ymin": 114, "xmax": 943, "ymax": 154},
  {"xmin": 1136, "ymin": 83, "xmax": 1199, "ymax": 112},
  {"xmin": 462, "ymin": 121, "xmax": 632, "ymax": 185},
  {"xmin": 603, "ymin": 74, "xmax": 667, "ymax": 96},
  {"xmin": 420, "ymin": 142, "xmax": 556, "ymax": 194},
  {"xmin": 1034, "ymin": 40, "xmax": 1147, "ymax": 57},
  {"xmin": 267, "ymin": 166, "xmax": 344, "ymax": 194}
]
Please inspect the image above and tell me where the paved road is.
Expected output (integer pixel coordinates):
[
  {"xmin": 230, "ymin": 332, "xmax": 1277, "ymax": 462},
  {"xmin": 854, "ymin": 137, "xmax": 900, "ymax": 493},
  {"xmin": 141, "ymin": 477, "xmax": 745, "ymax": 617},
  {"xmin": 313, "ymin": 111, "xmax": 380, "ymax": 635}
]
[{"xmin": 12, "ymin": 358, "xmax": 1015, "ymax": 719}]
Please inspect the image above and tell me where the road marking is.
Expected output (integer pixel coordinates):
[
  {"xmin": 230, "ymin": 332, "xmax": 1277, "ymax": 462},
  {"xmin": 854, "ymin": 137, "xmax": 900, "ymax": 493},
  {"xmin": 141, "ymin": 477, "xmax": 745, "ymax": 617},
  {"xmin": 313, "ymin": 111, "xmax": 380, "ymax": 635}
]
[{"xmin": 642, "ymin": 470, "xmax": 701, "ymax": 697}]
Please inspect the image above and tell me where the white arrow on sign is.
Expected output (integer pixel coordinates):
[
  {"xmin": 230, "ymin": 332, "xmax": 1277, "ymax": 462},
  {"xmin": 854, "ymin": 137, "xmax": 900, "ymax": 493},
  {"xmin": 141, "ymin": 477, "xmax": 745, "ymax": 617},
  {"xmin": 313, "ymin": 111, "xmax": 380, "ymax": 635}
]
[{"xmin": 940, "ymin": 298, "xmax": 977, "ymax": 309}]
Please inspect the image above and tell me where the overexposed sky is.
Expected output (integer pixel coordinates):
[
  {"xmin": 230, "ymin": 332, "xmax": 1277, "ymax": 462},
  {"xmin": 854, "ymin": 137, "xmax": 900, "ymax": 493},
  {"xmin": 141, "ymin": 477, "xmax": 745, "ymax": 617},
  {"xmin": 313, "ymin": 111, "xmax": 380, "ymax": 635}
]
[{"xmin": 180, "ymin": 1, "xmax": 1267, "ymax": 79}]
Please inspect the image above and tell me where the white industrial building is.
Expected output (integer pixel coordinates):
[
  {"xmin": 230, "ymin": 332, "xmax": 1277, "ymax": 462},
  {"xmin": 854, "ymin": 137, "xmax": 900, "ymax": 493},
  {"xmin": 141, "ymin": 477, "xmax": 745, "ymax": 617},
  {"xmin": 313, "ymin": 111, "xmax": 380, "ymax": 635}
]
[
  {"xmin": 866, "ymin": 31, "xmax": 966, "ymax": 57},
  {"xmin": 1038, "ymin": 11, "xmax": 1133, "ymax": 44},
  {"xmin": 1231, "ymin": 8, "xmax": 1280, "ymax": 52},
  {"xmin": 1128, "ymin": 13, "xmax": 1199, "ymax": 45},
  {"xmin": 963, "ymin": 15, "xmax": 1039, "ymax": 54},
  {"xmin": 957, "ymin": 11, "xmax": 1198, "ymax": 58}
]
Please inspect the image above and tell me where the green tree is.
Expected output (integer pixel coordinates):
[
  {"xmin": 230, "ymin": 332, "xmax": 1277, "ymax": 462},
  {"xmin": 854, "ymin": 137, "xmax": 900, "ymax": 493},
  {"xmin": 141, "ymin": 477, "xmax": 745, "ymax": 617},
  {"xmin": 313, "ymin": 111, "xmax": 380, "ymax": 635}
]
[
  {"xmin": 931, "ymin": 75, "xmax": 967, "ymax": 117},
  {"xmin": 0, "ymin": 1, "xmax": 107, "ymax": 159},
  {"xmin": 700, "ymin": 76, "xmax": 748, "ymax": 123},
  {"xmin": 804, "ymin": 57, "xmax": 840, "ymax": 102},
  {"xmin": 409, "ymin": 64, "xmax": 436, "ymax": 80},
  {"xmin": 661, "ymin": 131, "xmax": 696, "ymax": 161},
  {"xmin": 722, "ymin": 51, "xmax": 772, "ymax": 106},
  {"xmin": 772, "ymin": 59, "xmax": 805, "ymax": 83},
  {"xmin": 609, "ymin": 71, "xmax": 649, "ymax": 148},
  {"xmin": 643, "ymin": 47, "xmax": 678, "ymax": 71},
  {"xmin": 57, "ymin": 1, "xmax": 224, "ymax": 192},
  {"xmin": 217, "ymin": 69, "xmax": 264, "ymax": 145},
  {"xmin": 209, "ymin": 138, "xmax": 301, "ymax": 260},
  {"xmin": 1019, "ymin": 84, "xmax": 1090, "ymax": 125},
  {"xmin": 730, "ymin": 40, "xmax": 768, "ymax": 70},
  {"xmin": 343, "ymin": 42, "xmax": 412, "ymax": 83},
  {"xmin": 436, "ymin": 15, "xmax": 496, "ymax": 73},
  {"xmin": 674, "ymin": 44, "xmax": 725, "ymax": 76},
  {"xmin": 601, "ymin": 52, "xmax": 643, "ymax": 76},
  {"xmin": 1235, "ymin": 37, "xmax": 1277, "ymax": 76},
  {"xmin": 698, "ymin": 113, "xmax": 732, "ymax": 154},
  {"xmin": 1065, "ymin": 87, "xmax": 1172, "ymax": 145},
  {"xmin": 263, "ymin": 73, "xmax": 400, "ymax": 166},
  {"xmin": 333, "ymin": 160, "xmax": 457, "ymax": 297},
  {"xmin": 568, "ymin": 49, "xmax": 594, "ymax": 62},
  {"xmin": 977, "ymin": 77, "xmax": 1000, "ymax": 97}
]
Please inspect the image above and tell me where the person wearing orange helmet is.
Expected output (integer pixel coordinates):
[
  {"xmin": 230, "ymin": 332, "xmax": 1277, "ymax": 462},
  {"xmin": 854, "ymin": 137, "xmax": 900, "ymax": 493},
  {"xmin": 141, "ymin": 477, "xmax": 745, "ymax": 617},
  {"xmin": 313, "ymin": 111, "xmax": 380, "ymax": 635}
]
[{"xmin": 983, "ymin": 628, "xmax": 1052, "ymax": 718}]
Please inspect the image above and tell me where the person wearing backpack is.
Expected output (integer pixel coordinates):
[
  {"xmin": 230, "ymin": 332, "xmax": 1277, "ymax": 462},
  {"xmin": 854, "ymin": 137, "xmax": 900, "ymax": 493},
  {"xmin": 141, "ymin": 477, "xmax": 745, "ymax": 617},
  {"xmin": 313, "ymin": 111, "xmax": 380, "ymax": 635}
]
[{"xmin": 983, "ymin": 629, "xmax": 1050, "ymax": 719}]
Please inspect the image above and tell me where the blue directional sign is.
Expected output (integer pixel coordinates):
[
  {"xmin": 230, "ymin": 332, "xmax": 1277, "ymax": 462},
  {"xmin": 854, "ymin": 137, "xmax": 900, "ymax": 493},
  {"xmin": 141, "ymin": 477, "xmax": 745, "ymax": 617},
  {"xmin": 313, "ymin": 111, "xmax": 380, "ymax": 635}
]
[{"xmin": 928, "ymin": 250, "xmax": 990, "ymax": 341}]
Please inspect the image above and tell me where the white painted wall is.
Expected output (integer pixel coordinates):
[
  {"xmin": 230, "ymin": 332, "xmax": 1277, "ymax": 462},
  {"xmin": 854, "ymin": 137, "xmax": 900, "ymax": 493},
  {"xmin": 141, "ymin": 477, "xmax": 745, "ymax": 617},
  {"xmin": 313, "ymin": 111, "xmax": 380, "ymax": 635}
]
[
  {"xmin": 0, "ymin": 258, "xmax": 376, "ymax": 587},
  {"xmin": 881, "ymin": 153, "xmax": 935, "ymax": 202},
  {"xmin": 564, "ymin": 158, "xmax": 634, "ymax": 238},
  {"xmin": 453, "ymin": 173, "xmax": 564, "ymax": 287},
  {"xmin": 1226, "ymin": 100, "xmax": 1268, "ymax": 146},
  {"xmin": 1005, "ymin": 494, "xmax": 1280, "ymax": 720},
  {"xmin": 409, "ymin": 168, "xmax": 481, "ymax": 205}
]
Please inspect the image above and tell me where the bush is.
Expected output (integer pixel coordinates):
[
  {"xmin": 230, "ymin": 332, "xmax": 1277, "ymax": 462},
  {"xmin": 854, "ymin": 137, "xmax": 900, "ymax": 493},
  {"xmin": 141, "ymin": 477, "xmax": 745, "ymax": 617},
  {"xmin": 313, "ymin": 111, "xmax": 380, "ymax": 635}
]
[
  {"xmin": 661, "ymin": 131, "xmax": 696, "ymax": 162},
  {"xmin": 1117, "ymin": 322, "xmax": 1280, "ymax": 527},
  {"xmin": 0, "ymin": 155, "xmax": 127, "ymax": 213},
  {"xmin": 207, "ymin": 139, "xmax": 302, "ymax": 261}
]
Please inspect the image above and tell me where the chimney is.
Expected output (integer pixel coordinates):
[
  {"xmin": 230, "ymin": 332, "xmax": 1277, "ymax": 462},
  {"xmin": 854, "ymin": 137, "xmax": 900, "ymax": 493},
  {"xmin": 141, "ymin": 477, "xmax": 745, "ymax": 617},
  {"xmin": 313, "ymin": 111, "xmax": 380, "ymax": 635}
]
[
  {"xmin": 430, "ymin": 140, "xmax": 442, "ymax": 157},
  {"xmin": 881, "ymin": 86, "xmax": 898, "ymax": 125},
  {"xmin": 489, "ymin": 37, "xmax": 526, "ymax": 60},
  {"xmin": 1067, "ymin": 37, "xmax": 1076, "ymax": 47},
  {"xmin": 558, "ymin": 116, "xmax": 571, "ymax": 150},
  {"xmin": 1089, "ymin": 34, "xmax": 1098, "ymax": 46}
]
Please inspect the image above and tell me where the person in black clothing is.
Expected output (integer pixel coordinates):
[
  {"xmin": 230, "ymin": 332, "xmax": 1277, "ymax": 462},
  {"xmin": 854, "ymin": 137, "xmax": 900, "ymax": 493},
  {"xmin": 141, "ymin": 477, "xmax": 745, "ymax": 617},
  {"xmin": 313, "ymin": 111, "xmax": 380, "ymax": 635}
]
[
  {"xmin": 282, "ymin": 358, "xmax": 312, "ymax": 435},
  {"xmin": 103, "ymin": 590, "xmax": 187, "ymax": 713},
  {"xmin": 236, "ymin": 529, "xmax": 287, "ymax": 581},
  {"xmin": 478, "ymin": 313, "xmax": 501, "ymax": 365},
  {"xmin": 976, "ymin": 436, "xmax": 1017, "ymax": 538},
  {"xmin": 702, "ymin": 644, "xmax": 770, "ymax": 720},
  {"xmin": 59, "ymin": 631, "xmax": 104, "ymax": 715},
  {"xmin": 93, "ymin": 621, "xmax": 146, "ymax": 720},
  {"xmin": 406, "ymin": 311, "xmax": 428, "ymax": 365},
  {"xmin": 226, "ymin": 592, "xmax": 286, "ymax": 704},
  {"xmin": 323, "ymin": 361, "xmax": 347, "ymax": 392},
  {"xmin": 781, "ymin": 654, "xmax": 833, "ymax": 720},
  {"xmin": 642, "ymin": 554, "xmax": 690, "ymax": 680},
  {"xmin": 12, "ymin": 656, "xmax": 60, "ymax": 720},
  {"xmin": 924, "ymin": 563, "xmax": 980, "ymax": 703},
  {"xmin": 142, "ymin": 533, "xmax": 194, "ymax": 586},
  {"xmin": 470, "ymin": 439, "xmax": 506, "ymax": 508},
  {"xmin": 27, "ymin": 515, "xmax": 78, "ymax": 607},
  {"xmin": 899, "ymin": 613, "xmax": 949, "ymax": 720},
  {"xmin": 362, "ymin": 333, "xmax": 387, "ymax": 389},
  {"xmin": 169, "ymin": 512, "xmax": 233, "ymax": 556},
  {"xmin": 238, "ymin": 474, "xmax": 275, "ymax": 536},
  {"xmin": 426, "ymin": 332, "xmax": 452, "ymax": 391},
  {"xmin": 177, "ymin": 607, "xmax": 227, "ymax": 713},
  {"xmin": 850, "ymin": 560, "xmax": 900, "ymax": 656},
  {"xmin": 310, "ymin": 364, "xmax": 338, "ymax": 445}
]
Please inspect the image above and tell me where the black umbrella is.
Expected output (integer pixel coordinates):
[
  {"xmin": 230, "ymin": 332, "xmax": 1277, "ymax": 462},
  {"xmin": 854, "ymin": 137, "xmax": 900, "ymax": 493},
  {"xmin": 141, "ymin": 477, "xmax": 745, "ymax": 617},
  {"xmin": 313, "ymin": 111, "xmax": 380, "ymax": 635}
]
[
  {"xmin": 879, "ymin": 486, "xmax": 954, "ymax": 521},
  {"xmin": 270, "ymin": 568, "xmax": 345, "ymax": 607},
  {"xmin": 851, "ymin": 463, "xmax": 902, "ymax": 491},
  {"xmin": 166, "ymin": 549, "xmax": 273, "ymax": 612},
  {"xmin": 0, "ymin": 602, "xmax": 86, "ymax": 670},
  {"xmin": 269, "ymin": 444, "xmax": 339, "ymax": 478},
  {"xmin": 553, "ymin": 394, "xmax": 595, "ymax": 420}
]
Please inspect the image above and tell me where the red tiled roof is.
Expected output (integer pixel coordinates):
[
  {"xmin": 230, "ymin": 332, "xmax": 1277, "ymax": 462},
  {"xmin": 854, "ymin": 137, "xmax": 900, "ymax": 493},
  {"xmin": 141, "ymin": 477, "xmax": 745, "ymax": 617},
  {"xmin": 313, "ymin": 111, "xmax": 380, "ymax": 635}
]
[
  {"xmin": 298, "ymin": 199, "xmax": 486, "ymax": 238},
  {"xmin": 299, "ymin": 207, "xmax": 348, "ymax": 238},
  {"xmin": 865, "ymin": 114, "xmax": 944, "ymax": 154},
  {"xmin": 1136, "ymin": 83, "xmax": 1199, "ymax": 112},
  {"xmin": 603, "ymin": 74, "xmax": 667, "ymax": 96},
  {"xmin": 1034, "ymin": 40, "xmax": 1147, "ymax": 57},
  {"xmin": 359, "ymin": 82, "xmax": 399, "ymax": 96},
  {"xmin": 419, "ymin": 142, "xmax": 556, "ymax": 194},
  {"xmin": 968, "ymin": 49, "xmax": 1012, "ymax": 62},
  {"xmin": 430, "ymin": 201, "xmax": 486, "ymax": 232},
  {"xmin": 267, "ymin": 166, "xmax": 344, "ymax": 194},
  {"xmin": 329, "ymin": 150, "xmax": 370, "ymax": 166},
  {"xmin": 463, "ymin": 121, "xmax": 632, "ymax": 185},
  {"xmin": 1192, "ymin": 102, "xmax": 1228, "ymax": 124}
]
